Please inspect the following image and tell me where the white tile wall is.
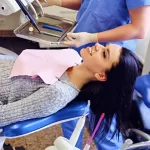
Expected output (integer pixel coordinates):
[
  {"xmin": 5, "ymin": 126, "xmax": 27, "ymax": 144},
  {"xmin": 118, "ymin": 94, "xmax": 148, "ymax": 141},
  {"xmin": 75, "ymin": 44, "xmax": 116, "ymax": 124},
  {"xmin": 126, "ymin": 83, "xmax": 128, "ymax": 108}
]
[{"xmin": 135, "ymin": 31, "xmax": 150, "ymax": 63}]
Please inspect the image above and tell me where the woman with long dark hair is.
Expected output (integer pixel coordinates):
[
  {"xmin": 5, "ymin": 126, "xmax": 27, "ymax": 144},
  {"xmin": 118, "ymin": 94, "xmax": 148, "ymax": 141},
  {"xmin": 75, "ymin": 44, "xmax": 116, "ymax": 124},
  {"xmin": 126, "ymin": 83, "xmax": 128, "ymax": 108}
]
[
  {"xmin": 76, "ymin": 45, "xmax": 140, "ymax": 147},
  {"xmin": 0, "ymin": 43, "xmax": 139, "ymax": 137}
]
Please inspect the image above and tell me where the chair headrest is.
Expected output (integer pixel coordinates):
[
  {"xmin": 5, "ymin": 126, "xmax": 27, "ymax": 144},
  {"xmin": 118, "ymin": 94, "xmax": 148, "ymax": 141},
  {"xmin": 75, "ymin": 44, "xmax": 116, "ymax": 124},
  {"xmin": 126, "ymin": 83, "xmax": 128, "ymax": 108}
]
[{"xmin": 135, "ymin": 74, "xmax": 150, "ymax": 108}]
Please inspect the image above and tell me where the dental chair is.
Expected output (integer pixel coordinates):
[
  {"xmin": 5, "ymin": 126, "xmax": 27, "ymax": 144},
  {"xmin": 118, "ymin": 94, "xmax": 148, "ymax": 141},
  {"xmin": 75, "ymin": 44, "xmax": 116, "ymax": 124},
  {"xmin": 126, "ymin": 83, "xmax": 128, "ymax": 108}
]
[
  {"xmin": 122, "ymin": 74, "xmax": 150, "ymax": 150},
  {"xmin": 0, "ymin": 99, "xmax": 88, "ymax": 150},
  {"xmin": 0, "ymin": 48, "xmax": 89, "ymax": 150}
]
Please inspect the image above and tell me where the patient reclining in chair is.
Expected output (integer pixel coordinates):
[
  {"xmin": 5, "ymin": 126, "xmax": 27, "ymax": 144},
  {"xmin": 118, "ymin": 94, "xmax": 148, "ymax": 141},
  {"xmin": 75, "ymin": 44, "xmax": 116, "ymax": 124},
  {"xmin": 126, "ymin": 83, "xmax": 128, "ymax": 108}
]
[{"xmin": 0, "ymin": 43, "xmax": 139, "ymax": 139}]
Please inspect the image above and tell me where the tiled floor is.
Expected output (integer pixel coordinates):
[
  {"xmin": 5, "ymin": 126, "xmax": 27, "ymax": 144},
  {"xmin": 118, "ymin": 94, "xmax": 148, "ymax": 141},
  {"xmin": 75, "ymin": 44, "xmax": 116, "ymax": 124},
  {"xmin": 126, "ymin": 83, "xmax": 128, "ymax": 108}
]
[{"xmin": 0, "ymin": 37, "xmax": 96, "ymax": 150}]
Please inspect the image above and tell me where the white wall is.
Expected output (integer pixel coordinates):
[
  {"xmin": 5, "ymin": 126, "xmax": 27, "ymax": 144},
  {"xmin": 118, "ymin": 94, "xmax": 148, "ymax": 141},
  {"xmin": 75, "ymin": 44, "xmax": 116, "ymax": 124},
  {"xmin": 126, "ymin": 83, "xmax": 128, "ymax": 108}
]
[
  {"xmin": 135, "ymin": 30, "xmax": 150, "ymax": 74},
  {"xmin": 135, "ymin": 31, "xmax": 150, "ymax": 63}
]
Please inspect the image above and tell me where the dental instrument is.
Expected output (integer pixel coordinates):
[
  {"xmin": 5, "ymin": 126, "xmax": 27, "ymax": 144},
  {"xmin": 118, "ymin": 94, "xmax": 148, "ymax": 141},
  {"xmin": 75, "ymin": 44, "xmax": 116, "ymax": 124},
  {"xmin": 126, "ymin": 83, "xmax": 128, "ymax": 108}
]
[
  {"xmin": 15, "ymin": 0, "xmax": 41, "ymax": 33},
  {"xmin": 0, "ymin": 0, "xmax": 76, "ymax": 47},
  {"xmin": 41, "ymin": 31, "xmax": 61, "ymax": 38},
  {"xmin": 83, "ymin": 113, "xmax": 105, "ymax": 150},
  {"xmin": 28, "ymin": 26, "xmax": 62, "ymax": 38},
  {"xmin": 42, "ymin": 24, "xmax": 63, "ymax": 32},
  {"xmin": 34, "ymin": 0, "xmax": 45, "ymax": 16},
  {"xmin": 24, "ymin": 0, "xmax": 38, "ymax": 19},
  {"xmin": 120, "ymin": 139, "xmax": 133, "ymax": 150}
]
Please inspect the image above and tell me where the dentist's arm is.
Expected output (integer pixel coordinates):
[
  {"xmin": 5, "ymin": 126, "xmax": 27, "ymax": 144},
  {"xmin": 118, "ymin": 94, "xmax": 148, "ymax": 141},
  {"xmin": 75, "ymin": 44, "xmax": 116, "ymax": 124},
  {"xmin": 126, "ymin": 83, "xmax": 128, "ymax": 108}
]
[
  {"xmin": 39, "ymin": 0, "xmax": 81, "ymax": 10},
  {"xmin": 96, "ymin": 6, "xmax": 150, "ymax": 42},
  {"xmin": 64, "ymin": 6, "xmax": 150, "ymax": 47}
]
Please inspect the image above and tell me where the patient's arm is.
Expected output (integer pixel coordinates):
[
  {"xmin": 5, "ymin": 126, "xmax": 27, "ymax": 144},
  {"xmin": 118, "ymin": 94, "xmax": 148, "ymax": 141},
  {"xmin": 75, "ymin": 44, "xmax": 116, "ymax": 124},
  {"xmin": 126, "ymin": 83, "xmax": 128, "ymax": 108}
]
[{"xmin": 0, "ymin": 81, "xmax": 78, "ymax": 127}]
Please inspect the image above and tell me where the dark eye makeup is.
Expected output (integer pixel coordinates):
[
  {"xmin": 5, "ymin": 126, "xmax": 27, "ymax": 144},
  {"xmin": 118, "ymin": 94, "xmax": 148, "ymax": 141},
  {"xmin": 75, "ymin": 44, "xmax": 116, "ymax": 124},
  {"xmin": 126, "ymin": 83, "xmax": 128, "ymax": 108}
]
[{"xmin": 103, "ymin": 51, "xmax": 106, "ymax": 58}]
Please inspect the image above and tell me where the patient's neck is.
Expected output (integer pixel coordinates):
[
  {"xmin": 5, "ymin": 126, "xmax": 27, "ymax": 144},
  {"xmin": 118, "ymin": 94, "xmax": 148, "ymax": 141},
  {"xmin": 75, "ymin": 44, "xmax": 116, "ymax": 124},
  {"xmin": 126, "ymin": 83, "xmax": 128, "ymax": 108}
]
[{"xmin": 66, "ymin": 64, "xmax": 94, "ymax": 89}]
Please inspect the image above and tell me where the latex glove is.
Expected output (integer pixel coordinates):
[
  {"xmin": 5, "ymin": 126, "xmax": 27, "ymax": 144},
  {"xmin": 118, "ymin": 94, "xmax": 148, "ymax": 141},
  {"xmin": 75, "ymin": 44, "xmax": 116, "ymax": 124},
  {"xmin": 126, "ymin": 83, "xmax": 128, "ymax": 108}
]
[
  {"xmin": 63, "ymin": 32, "xmax": 98, "ymax": 47},
  {"xmin": 34, "ymin": 0, "xmax": 62, "ymax": 7}
]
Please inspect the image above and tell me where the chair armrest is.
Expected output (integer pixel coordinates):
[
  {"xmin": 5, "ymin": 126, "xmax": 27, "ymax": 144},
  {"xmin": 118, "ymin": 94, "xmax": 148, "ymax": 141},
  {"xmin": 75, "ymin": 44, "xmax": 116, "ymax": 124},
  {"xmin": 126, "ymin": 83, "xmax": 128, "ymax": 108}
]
[
  {"xmin": 128, "ymin": 129, "xmax": 150, "ymax": 141},
  {"xmin": 135, "ymin": 74, "xmax": 150, "ymax": 108},
  {"xmin": 126, "ymin": 141, "xmax": 150, "ymax": 150},
  {"xmin": 2, "ymin": 101, "xmax": 88, "ymax": 138}
]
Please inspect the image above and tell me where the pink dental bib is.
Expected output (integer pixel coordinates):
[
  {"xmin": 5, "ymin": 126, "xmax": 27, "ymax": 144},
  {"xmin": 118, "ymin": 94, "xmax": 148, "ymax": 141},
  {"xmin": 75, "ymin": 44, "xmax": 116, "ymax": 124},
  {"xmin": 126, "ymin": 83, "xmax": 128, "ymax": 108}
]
[{"xmin": 10, "ymin": 49, "xmax": 82, "ymax": 84}]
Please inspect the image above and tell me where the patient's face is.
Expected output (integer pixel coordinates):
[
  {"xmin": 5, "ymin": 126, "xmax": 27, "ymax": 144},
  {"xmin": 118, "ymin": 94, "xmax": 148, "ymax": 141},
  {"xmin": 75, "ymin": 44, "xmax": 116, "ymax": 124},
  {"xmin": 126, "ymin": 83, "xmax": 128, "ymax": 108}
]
[{"xmin": 80, "ymin": 43, "xmax": 122, "ymax": 76}]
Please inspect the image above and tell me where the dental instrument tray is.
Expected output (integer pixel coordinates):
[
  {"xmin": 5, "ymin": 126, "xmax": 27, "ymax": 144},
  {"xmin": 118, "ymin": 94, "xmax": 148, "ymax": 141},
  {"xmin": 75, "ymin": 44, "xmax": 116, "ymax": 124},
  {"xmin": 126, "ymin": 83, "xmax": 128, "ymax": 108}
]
[{"xmin": 14, "ymin": 13, "xmax": 76, "ymax": 47}]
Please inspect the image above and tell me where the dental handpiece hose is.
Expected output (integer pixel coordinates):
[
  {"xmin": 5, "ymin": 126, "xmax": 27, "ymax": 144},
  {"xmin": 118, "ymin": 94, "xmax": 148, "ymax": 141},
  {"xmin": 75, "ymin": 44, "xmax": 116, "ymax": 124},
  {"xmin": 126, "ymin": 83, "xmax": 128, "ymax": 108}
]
[
  {"xmin": 69, "ymin": 115, "xmax": 86, "ymax": 146},
  {"xmin": 15, "ymin": 0, "xmax": 41, "ymax": 33},
  {"xmin": 120, "ymin": 139, "xmax": 133, "ymax": 150},
  {"xmin": 69, "ymin": 101, "xmax": 90, "ymax": 147}
]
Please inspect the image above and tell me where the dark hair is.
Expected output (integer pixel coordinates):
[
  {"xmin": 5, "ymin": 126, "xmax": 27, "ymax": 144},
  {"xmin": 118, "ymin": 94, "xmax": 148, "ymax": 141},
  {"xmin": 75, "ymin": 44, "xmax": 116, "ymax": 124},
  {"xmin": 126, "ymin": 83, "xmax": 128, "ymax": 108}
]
[{"xmin": 75, "ymin": 48, "xmax": 140, "ymax": 140}]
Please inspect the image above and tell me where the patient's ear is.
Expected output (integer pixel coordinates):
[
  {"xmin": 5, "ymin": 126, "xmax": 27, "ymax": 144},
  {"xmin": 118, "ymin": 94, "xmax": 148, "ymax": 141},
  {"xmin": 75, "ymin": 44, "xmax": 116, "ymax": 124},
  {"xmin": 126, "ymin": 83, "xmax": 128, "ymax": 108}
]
[{"xmin": 95, "ymin": 73, "xmax": 107, "ymax": 81}]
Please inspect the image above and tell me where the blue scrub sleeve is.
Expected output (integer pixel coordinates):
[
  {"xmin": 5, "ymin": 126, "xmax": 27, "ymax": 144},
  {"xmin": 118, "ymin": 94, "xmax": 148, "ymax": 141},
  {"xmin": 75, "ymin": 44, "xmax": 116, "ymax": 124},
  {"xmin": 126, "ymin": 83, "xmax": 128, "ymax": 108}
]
[
  {"xmin": 81, "ymin": 0, "xmax": 85, "ymax": 4},
  {"xmin": 126, "ymin": 0, "xmax": 150, "ymax": 10}
]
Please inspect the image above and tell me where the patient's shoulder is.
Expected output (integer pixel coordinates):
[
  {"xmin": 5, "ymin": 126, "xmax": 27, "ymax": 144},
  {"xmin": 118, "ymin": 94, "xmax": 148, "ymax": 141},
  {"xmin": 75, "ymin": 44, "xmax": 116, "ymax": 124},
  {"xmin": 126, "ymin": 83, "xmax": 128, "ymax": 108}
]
[{"xmin": 53, "ymin": 73, "xmax": 79, "ymax": 101}]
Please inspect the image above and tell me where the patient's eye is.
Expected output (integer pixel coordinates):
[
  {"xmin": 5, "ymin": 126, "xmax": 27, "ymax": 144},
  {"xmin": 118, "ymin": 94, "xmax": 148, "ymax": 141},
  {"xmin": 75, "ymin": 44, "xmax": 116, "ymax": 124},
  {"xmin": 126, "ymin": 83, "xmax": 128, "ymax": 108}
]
[{"xmin": 103, "ymin": 51, "xmax": 106, "ymax": 59}]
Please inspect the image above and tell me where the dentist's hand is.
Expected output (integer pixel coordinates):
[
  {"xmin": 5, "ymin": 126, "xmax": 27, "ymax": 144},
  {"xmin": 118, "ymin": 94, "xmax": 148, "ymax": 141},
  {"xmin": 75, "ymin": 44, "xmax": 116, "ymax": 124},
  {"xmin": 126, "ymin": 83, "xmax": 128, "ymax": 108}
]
[
  {"xmin": 63, "ymin": 32, "xmax": 98, "ymax": 47},
  {"xmin": 34, "ymin": 0, "xmax": 62, "ymax": 7}
]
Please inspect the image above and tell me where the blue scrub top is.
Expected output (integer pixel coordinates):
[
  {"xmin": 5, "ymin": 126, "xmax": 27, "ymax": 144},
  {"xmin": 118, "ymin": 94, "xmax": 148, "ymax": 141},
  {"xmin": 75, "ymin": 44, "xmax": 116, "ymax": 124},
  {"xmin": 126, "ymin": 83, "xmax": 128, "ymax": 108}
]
[{"xmin": 74, "ymin": 0, "xmax": 150, "ymax": 53}]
